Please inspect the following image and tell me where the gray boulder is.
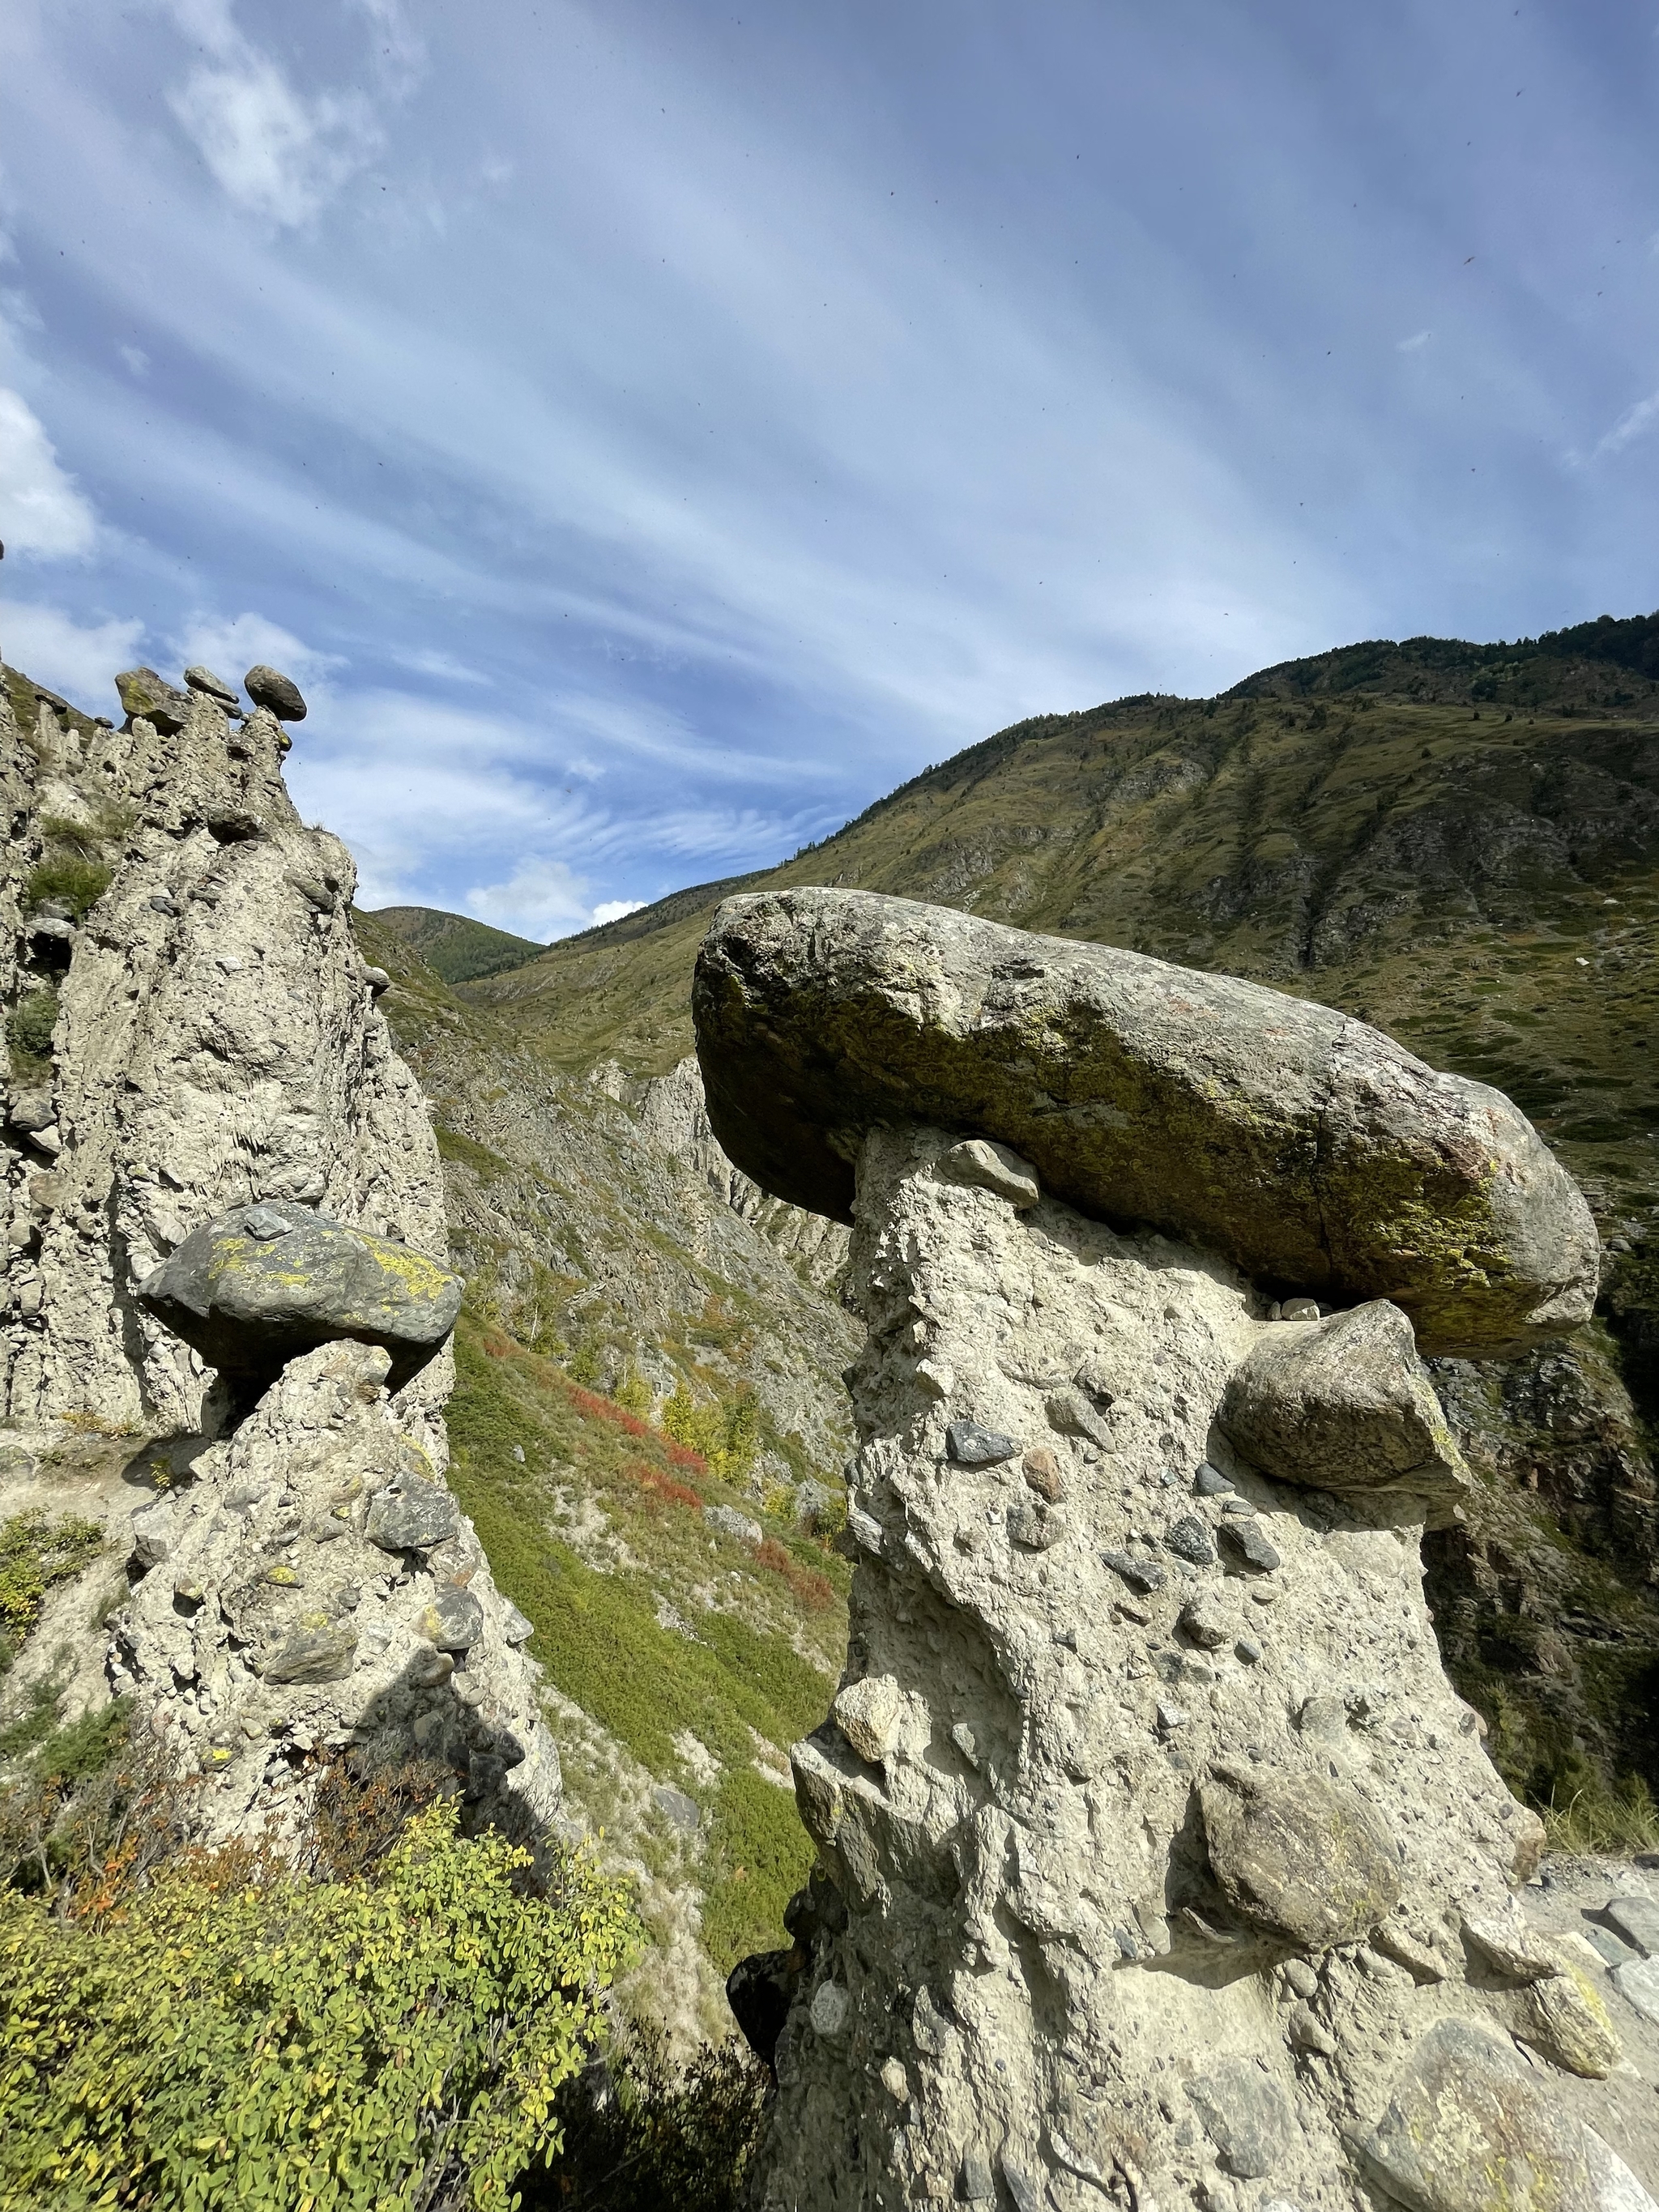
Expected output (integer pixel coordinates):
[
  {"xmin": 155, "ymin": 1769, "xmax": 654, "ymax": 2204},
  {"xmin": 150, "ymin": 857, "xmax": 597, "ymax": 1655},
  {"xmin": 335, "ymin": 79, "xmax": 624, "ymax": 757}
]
[
  {"xmin": 365, "ymin": 1473, "xmax": 461, "ymax": 1552},
  {"xmin": 1199, "ymin": 1762, "xmax": 1402, "ymax": 1950},
  {"xmin": 1358, "ymin": 2018, "xmax": 1614, "ymax": 2212},
  {"xmin": 692, "ymin": 888, "xmax": 1597, "ymax": 1356},
  {"xmin": 136, "ymin": 1199, "xmax": 461, "ymax": 1394},
  {"xmin": 115, "ymin": 666, "xmax": 193, "ymax": 734},
  {"xmin": 182, "ymin": 664, "xmax": 239, "ymax": 709},
  {"xmin": 244, "ymin": 664, "xmax": 307, "ymax": 721},
  {"xmin": 1219, "ymin": 1299, "xmax": 1467, "ymax": 1501}
]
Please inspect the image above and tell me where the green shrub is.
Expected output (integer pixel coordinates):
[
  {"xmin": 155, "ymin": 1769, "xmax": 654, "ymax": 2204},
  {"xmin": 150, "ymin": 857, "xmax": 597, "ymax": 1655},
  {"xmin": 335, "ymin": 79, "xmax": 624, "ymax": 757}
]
[
  {"xmin": 612, "ymin": 1368, "xmax": 654, "ymax": 1419},
  {"xmin": 5, "ymin": 988, "xmax": 59, "ymax": 1065},
  {"xmin": 23, "ymin": 854, "xmax": 111, "ymax": 920},
  {"xmin": 699, "ymin": 1767, "xmax": 817, "ymax": 1974},
  {"xmin": 662, "ymin": 1384, "xmax": 760, "ymax": 1481},
  {"xmin": 0, "ymin": 1511, "xmax": 104, "ymax": 1647},
  {"xmin": 0, "ymin": 1797, "xmax": 641, "ymax": 2211}
]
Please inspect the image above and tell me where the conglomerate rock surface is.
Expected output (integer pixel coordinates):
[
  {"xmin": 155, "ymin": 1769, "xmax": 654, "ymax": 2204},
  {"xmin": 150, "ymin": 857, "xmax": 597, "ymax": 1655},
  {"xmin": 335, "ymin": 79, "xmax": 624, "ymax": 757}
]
[
  {"xmin": 694, "ymin": 899, "xmax": 1658, "ymax": 2210},
  {"xmin": 694, "ymin": 888, "xmax": 1600, "ymax": 1358},
  {"xmin": 1, "ymin": 667, "xmax": 560, "ymax": 1847}
]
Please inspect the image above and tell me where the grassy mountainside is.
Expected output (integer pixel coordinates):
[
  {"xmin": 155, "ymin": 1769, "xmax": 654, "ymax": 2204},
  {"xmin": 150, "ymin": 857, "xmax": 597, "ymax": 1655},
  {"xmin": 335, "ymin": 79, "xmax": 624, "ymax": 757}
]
[
  {"xmin": 368, "ymin": 903, "xmax": 546, "ymax": 983},
  {"xmin": 412, "ymin": 611, "xmax": 1659, "ymax": 1831}
]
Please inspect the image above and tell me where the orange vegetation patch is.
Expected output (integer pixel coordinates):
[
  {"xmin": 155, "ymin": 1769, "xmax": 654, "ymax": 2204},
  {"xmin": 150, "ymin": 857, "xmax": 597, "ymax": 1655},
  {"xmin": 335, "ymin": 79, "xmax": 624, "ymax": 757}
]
[
  {"xmin": 756, "ymin": 1537, "xmax": 834, "ymax": 1613},
  {"xmin": 625, "ymin": 1458, "xmax": 704, "ymax": 1512}
]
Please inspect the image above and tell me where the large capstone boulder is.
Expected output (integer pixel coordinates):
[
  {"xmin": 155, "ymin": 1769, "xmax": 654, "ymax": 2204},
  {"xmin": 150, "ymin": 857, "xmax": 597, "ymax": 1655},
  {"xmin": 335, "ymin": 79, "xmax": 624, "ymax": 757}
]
[
  {"xmin": 693, "ymin": 888, "xmax": 1597, "ymax": 1357},
  {"xmin": 1218, "ymin": 1298, "xmax": 1469, "ymax": 1504},
  {"xmin": 244, "ymin": 664, "xmax": 307, "ymax": 721},
  {"xmin": 136, "ymin": 1199, "xmax": 461, "ymax": 1393}
]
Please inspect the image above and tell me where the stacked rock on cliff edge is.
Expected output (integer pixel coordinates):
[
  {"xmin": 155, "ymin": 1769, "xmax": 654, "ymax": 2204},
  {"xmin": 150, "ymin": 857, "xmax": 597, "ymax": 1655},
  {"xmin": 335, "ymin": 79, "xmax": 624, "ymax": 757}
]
[
  {"xmin": 696, "ymin": 890, "xmax": 1658, "ymax": 2210},
  {"xmin": 1, "ymin": 666, "xmax": 559, "ymax": 1848}
]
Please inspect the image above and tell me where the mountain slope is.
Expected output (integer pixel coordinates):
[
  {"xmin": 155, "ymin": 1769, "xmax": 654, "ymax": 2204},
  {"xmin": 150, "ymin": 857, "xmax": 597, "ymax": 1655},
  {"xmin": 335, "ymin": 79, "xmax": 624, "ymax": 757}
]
[
  {"xmin": 388, "ymin": 612, "xmax": 1659, "ymax": 1831},
  {"xmin": 369, "ymin": 904, "xmax": 546, "ymax": 983}
]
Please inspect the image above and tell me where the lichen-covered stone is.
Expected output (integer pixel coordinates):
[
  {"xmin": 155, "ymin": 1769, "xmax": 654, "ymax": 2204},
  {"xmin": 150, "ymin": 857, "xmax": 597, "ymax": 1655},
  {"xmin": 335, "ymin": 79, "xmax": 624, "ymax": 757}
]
[
  {"xmin": 1220, "ymin": 1298, "xmax": 1468, "ymax": 1501},
  {"xmin": 115, "ymin": 665, "xmax": 193, "ymax": 733},
  {"xmin": 1358, "ymin": 2019, "xmax": 1608, "ymax": 2212},
  {"xmin": 693, "ymin": 887, "xmax": 1598, "ymax": 1356},
  {"xmin": 137, "ymin": 1199, "xmax": 461, "ymax": 1395},
  {"xmin": 1199, "ymin": 1762, "xmax": 1403, "ymax": 1950}
]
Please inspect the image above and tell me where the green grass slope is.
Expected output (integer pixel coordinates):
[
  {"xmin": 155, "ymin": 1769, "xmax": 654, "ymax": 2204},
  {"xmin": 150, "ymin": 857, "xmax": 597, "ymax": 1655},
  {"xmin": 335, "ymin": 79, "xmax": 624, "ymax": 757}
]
[{"xmin": 366, "ymin": 904, "xmax": 546, "ymax": 983}]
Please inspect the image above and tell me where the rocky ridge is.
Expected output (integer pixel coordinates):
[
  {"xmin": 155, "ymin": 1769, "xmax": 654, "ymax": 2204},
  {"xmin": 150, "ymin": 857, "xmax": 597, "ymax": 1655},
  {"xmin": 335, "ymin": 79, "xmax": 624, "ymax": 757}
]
[
  {"xmin": 701, "ymin": 892, "xmax": 1659, "ymax": 2211},
  {"xmin": 0, "ymin": 663, "xmax": 559, "ymax": 1847}
]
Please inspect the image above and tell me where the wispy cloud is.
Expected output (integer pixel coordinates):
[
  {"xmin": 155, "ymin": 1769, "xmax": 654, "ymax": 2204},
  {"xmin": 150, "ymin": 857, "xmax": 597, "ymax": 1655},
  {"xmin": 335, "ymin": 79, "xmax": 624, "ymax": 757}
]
[
  {"xmin": 0, "ymin": 386, "xmax": 97, "ymax": 556},
  {"xmin": 1397, "ymin": 330, "xmax": 1431, "ymax": 352},
  {"xmin": 1594, "ymin": 389, "xmax": 1659, "ymax": 459},
  {"xmin": 160, "ymin": 0, "xmax": 423, "ymax": 229}
]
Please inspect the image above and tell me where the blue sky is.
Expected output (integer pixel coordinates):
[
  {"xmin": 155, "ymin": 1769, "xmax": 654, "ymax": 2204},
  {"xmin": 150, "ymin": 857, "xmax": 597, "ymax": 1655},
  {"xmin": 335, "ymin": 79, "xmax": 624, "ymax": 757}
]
[{"xmin": 2, "ymin": 0, "xmax": 1657, "ymax": 937}]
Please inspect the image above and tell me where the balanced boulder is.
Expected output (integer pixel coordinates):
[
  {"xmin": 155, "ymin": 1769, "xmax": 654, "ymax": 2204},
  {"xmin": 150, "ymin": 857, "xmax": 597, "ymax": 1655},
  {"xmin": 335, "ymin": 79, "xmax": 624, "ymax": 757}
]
[
  {"xmin": 136, "ymin": 1199, "xmax": 461, "ymax": 1394},
  {"xmin": 1218, "ymin": 1298, "xmax": 1468, "ymax": 1502},
  {"xmin": 244, "ymin": 664, "xmax": 307, "ymax": 721},
  {"xmin": 115, "ymin": 666, "xmax": 193, "ymax": 734},
  {"xmin": 183, "ymin": 664, "xmax": 240, "ymax": 709},
  {"xmin": 693, "ymin": 887, "xmax": 1597, "ymax": 1357}
]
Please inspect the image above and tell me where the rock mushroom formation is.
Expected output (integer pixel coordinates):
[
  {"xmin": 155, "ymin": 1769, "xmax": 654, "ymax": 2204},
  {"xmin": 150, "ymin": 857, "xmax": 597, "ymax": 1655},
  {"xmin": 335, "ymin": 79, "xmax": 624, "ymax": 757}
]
[
  {"xmin": 697, "ymin": 890, "xmax": 1655, "ymax": 2212},
  {"xmin": 137, "ymin": 1197, "xmax": 463, "ymax": 1398},
  {"xmin": 693, "ymin": 888, "xmax": 1599, "ymax": 1358}
]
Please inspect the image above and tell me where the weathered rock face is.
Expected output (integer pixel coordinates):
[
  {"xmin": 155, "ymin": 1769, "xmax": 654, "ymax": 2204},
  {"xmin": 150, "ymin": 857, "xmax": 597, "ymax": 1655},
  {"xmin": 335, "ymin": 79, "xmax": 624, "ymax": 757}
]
[
  {"xmin": 111, "ymin": 1337, "xmax": 559, "ymax": 1845},
  {"xmin": 1, "ymin": 671, "xmax": 443, "ymax": 1435},
  {"xmin": 693, "ymin": 888, "xmax": 1599, "ymax": 1357},
  {"xmin": 736, "ymin": 1125, "xmax": 1657, "ymax": 2210},
  {"xmin": 2, "ymin": 666, "xmax": 561, "ymax": 1852},
  {"xmin": 137, "ymin": 1199, "xmax": 463, "ymax": 1397}
]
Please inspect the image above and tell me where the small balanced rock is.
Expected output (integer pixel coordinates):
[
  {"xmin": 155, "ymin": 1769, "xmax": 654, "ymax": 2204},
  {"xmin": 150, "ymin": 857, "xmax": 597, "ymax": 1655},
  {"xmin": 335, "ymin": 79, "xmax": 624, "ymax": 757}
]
[
  {"xmin": 182, "ymin": 665, "xmax": 240, "ymax": 710},
  {"xmin": 244, "ymin": 664, "xmax": 308, "ymax": 722},
  {"xmin": 114, "ymin": 666, "xmax": 192, "ymax": 735}
]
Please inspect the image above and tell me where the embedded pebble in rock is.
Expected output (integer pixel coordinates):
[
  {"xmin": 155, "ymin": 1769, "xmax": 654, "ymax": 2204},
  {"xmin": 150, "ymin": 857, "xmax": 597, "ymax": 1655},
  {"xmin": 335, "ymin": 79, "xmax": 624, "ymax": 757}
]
[
  {"xmin": 939, "ymin": 1136, "xmax": 1040, "ymax": 1208},
  {"xmin": 1604, "ymin": 1896, "xmax": 1659, "ymax": 1959},
  {"xmin": 365, "ymin": 1472, "xmax": 462, "ymax": 1552},
  {"xmin": 1219, "ymin": 1298, "xmax": 1468, "ymax": 1507},
  {"xmin": 416, "ymin": 1584, "xmax": 485, "ymax": 1651},
  {"xmin": 833, "ymin": 1674, "xmax": 902, "ymax": 1764},
  {"xmin": 1219, "ymin": 1516, "xmax": 1282, "ymax": 1572},
  {"xmin": 1193, "ymin": 1461, "xmax": 1232, "ymax": 1495},
  {"xmin": 946, "ymin": 1420, "xmax": 1019, "ymax": 1465},
  {"xmin": 710, "ymin": 1114, "xmax": 1627, "ymax": 2212},
  {"xmin": 1021, "ymin": 1446, "xmax": 1064, "ymax": 1502},
  {"xmin": 1462, "ymin": 1912, "xmax": 1567, "ymax": 1982}
]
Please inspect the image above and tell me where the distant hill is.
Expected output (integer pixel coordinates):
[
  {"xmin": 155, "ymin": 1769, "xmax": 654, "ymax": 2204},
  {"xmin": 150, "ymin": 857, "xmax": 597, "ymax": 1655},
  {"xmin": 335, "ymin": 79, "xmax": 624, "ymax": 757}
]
[{"xmin": 365, "ymin": 905, "xmax": 545, "ymax": 984}]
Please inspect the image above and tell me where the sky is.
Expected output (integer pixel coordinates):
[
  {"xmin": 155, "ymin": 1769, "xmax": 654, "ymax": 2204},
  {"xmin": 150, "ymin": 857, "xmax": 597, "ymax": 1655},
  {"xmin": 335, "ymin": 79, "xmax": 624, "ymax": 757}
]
[{"xmin": 2, "ymin": 1, "xmax": 1657, "ymax": 938}]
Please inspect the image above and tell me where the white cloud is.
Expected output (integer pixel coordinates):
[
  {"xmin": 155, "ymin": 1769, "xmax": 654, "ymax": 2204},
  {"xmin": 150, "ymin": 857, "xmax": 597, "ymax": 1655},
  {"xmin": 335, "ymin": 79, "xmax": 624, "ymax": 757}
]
[
  {"xmin": 1397, "ymin": 330, "xmax": 1431, "ymax": 352},
  {"xmin": 0, "ymin": 386, "xmax": 96, "ymax": 557},
  {"xmin": 119, "ymin": 345, "xmax": 149, "ymax": 377},
  {"xmin": 0, "ymin": 599, "xmax": 143, "ymax": 710},
  {"xmin": 160, "ymin": 0, "xmax": 423, "ymax": 229},
  {"xmin": 464, "ymin": 858, "xmax": 595, "ymax": 941},
  {"xmin": 591, "ymin": 897, "xmax": 646, "ymax": 927},
  {"xmin": 1595, "ymin": 390, "xmax": 1659, "ymax": 458}
]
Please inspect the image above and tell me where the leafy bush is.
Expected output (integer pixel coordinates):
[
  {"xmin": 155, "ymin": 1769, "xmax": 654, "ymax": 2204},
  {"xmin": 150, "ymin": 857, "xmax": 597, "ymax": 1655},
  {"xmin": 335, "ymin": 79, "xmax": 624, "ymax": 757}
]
[
  {"xmin": 5, "ymin": 987, "xmax": 59, "ymax": 1065},
  {"xmin": 662, "ymin": 1383, "xmax": 759, "ymax": 1481},
  {"xmin": 526, "ymin": 2019, "xmax": 768, "ymax": 2212},
  {"xmin": 0, "ymin": 1797, "xmax": 641, "ymax": 2211}
]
